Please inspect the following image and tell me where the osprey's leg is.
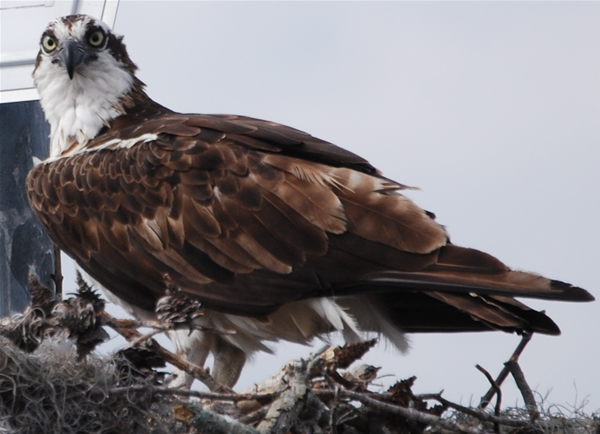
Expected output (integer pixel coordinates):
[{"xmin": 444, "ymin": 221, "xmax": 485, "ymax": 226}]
[
  {"xmin": 166, "ymin": 329, "xmax": 246, "ymax": 389},
  {"xmin": 167, "ymin": 328, "xmax": 212, "ymax": 389},
  {"xmin": 211, "ymin": 337, "xmax": 247, "ymax": 387}
]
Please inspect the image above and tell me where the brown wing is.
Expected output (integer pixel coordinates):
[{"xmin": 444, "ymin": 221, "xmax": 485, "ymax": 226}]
[{"xmin": 26, "ymin": 112, "xmax": 593, "ymax": 334}]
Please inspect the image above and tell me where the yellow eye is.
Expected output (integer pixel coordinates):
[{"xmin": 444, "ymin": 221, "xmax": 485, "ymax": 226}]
[
  {"xmin": 41, "ymin": 35, "xmax": 57, "ymax": 52},
  {"xmin": 88, "ymin": 30, "xmax": 105, "ymax": 47}
]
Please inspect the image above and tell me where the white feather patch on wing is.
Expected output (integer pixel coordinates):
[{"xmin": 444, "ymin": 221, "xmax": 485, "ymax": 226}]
[
  {"xmin": 43, "ymin": 133, "xmax": 159, "ymax": 163},
  {"xmin": 96, "ymin": 133, "xmax": 159, "ymax": 150}
]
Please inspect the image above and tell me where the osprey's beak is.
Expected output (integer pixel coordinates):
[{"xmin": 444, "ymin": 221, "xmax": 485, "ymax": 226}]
[{"xmin": 61, "ymin": 40, "xmax": 89, "ymax": 80}]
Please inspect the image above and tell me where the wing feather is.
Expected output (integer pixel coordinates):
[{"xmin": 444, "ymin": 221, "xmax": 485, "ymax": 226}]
[
  {"xmin": 183, "ymin": 199, "xmax": 222, "ymax": 238},
  {"xmin": 219, "ymin": 193, "xmax": 305, "ymax": 266},
  {"xmin": 185, "ymin": 228, "xmax": 261, "ymax": 271},
  {"xmin": 184, "ymin": 230, "xmax": 256, "ymax": 274},
  {"xmin": 340, "ymin": 195, "xmax": 444, "ymax": 254},
  {"xmin": 228, "ymin": 229, "xmax": 292, "ymax": 274},
  {"xmin": 264, "ymin": 176, "xmax": 347, "ymax": 234}
]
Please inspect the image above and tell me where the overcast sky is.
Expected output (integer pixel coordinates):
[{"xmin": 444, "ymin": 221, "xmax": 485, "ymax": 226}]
[{"xmin": 30, "ymin": 1, "xmax": 600, "ymax": 411}]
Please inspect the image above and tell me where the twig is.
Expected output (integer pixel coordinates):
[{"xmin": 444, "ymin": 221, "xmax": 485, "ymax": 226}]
[
  {"xmin": 318, "ymin": 389, "xmax": 535, "ymax": 431},
  {"xmin": 306, "ymin": 390, "xmax": 330, "ymax": 426},
  {"xmin": 257, "ymin": 359, "xmax": 312, "ymax": 434},
  {"xmin": 326, "ymin": 389, "xmax": 493, "ymax": 434},
  {"xmin": 177, "ymin": 402, "xmax": 260, "ymax": 434},
  {"xmin": 99, "ymin": 310, "xmax": 231, "ymax": 393},
  {"xmin": 319, "ymin": 364, "xmax": 338, "ymax": 391},
  {"xmin": 94, "ymin": 314, "xmax": 232, "ymax": 336},
  {"xmin": 476, "ymin": 364, "xmax": 501, "ymax": 433},
  {"xmin": 238, "ymin": 405, "xmax": 270, "ymax": 425},
  {"xmin": 127, "ymin": 327, "xmax": 164, "ymax": 347},
  {"xmin": 107, "ymin": 385, "xmax": 281, "ymax": 402},
  {"xmin": 506, "ymin": 360, "xmax": 539, "ymax": 421},
  {"xmin": 333, "ymin": 405, "xmax": 361, "ymax": 430},
  {"xmin": 479, "ymin": 332, "xmax": 533, "ymax": 409},
  {"xmin": 414, "ymin": 392, "xmax": 533, "ymax": 429},
  {"xmin": 329, "ymin": 386, "xmax": 341, "ymax": 434}
]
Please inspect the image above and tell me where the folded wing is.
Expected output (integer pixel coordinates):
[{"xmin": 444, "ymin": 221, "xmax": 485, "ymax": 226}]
[{"xmin": 26, "ymin": 113, "xmax": 593, "ymax": 336}]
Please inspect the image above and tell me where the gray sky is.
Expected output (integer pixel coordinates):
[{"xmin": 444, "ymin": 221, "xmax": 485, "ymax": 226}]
[{"xmin": 26, "ymin": 0, "xmax": 600, "ymax": 411}]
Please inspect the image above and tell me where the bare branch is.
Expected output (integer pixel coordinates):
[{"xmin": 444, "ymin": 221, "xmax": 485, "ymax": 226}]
[
  {"xmin": 238, "ymin": 405, "xmax": 270, "ymax": 425},
  {"xmin": 476, "ymin": 364, "xmax": 501, "ymax": 433},
  {"xmin": 107, "ymin": 385, "xmax": 281, "ymax": 402},
  {"xmin": 257, "ymin": 359, "xmax": 311, "ymax": 434},
  {"xmin": 479, "ymin": 332, "xmax": 533, "ymax": 409},
  {"xmin": 416, "ymin": 393, "xmax": 532, "ymax": 429},
  {"xmin": 174, "ymin": 403, "xmax": 260, "ymax": 434},
  {"xmin": 506, "ymin": 359, "xmax": 539, "ymax": 421},
  {"xmin": 326, "ymin": 389, "xmax": 492, "ymax": 434},
  {"xmin": 99, "ymin": 310, "xmax": 230, "ymax": 393}
]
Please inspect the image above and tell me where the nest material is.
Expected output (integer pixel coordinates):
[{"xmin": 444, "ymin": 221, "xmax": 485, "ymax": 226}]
[
  {"xmin": 0, "ymin": 337, "xmax": 183, "ymax": 434},
  {"xmin": 0, "ymin": 273, "xmax": 597, "ymax": 434}
]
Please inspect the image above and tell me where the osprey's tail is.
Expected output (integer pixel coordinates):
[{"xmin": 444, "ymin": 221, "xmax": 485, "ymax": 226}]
[{"xmin": 331, "ymin": 243, "xmax": 593, "ymax": 339}]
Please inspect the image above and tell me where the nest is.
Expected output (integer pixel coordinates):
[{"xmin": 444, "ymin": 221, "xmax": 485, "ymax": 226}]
[
  {"xmin": 0, "ymin": 338, "xmax": 183, "ymax": 433},
  {"xmin": 0, "ymin": 273, "xmax": 597, "ymax": 434}
]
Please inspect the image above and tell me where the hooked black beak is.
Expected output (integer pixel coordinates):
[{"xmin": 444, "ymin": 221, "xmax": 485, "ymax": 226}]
[{"xmin": 60, "ymin": 40, "xmax": 89, "ymax": 80}]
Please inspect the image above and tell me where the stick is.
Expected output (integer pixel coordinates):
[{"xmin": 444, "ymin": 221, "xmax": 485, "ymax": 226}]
[
  {"xmin": 238, "ymin": 405, "xmax": 270, "ymax": 425},
  {"xmin": 476, "ymin": 364, "xmax": 501, "ymax": 433},
  {"xmin": 505, "ymin": 360, "xmax": 539, "ymax": 421},
  {"xmin": 257, "ymin": 359, "xmax": 311, "ymax": 434},
  {"xmin": 478, "ymin": 332, "xmax": 532, "ymax": 409},
  {"xmin": 327, "ymin": 389, "xmax": 494, "ymax": 434},
  {"xmin": 177, "ymin": 402, "xmax": 260, "ymax": 434},
  {"xmin": 98, "ymin": 310, "xmax": 231, "ymax": 393},
  {"xmin": 107, "ymin": 385, "xmax": 280, "ymax": 402}
]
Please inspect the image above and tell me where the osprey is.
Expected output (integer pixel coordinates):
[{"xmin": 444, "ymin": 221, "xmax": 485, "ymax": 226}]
[{"xmin": 28, "ymin": 15, "xmax": 593, "ymax": 388}]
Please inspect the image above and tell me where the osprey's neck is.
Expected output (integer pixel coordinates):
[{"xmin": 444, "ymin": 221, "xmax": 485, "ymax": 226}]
[{"xmin": 35, "ymin": 59, "xmax": 141, "ymax": 158}]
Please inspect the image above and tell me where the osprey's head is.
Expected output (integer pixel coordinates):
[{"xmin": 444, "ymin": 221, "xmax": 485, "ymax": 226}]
[{"xmin": 34, "ymin": 15, "xmax": 142, "ymax": 158}]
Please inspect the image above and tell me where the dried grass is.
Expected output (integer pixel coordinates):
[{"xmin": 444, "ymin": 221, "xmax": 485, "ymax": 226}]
[{"xmin": 0, "ymin": 337, "xmax": 184, "ymax": 434}]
